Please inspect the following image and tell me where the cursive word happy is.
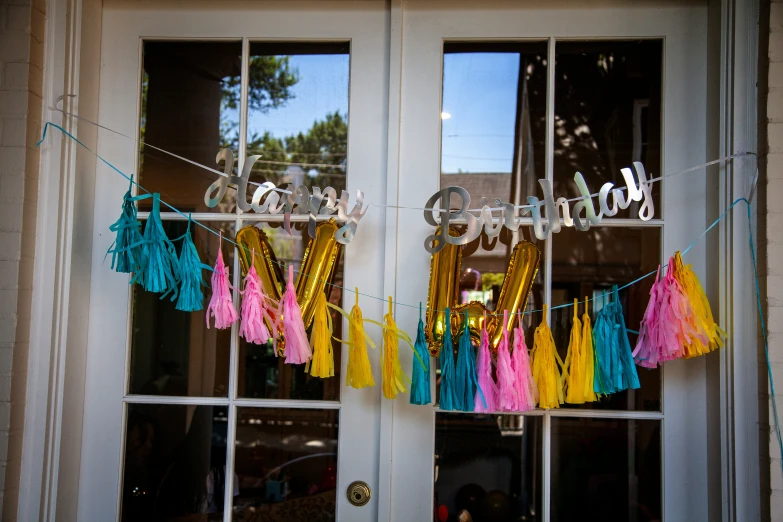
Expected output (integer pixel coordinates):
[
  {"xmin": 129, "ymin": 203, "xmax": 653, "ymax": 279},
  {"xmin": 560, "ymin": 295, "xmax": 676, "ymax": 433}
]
[
  {"xmin": 204, "ymin": 149, "xmax": 367, "ymax": 244},
  {"xmin": 423, "ymin": 162, "xmax": 654, "ymax": 254}
]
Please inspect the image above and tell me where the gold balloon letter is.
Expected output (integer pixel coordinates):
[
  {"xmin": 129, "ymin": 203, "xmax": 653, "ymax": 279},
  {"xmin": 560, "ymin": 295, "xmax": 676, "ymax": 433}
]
[{"xmin": 425, "ymin": 227, "xmax": 463, "ymax": 355}]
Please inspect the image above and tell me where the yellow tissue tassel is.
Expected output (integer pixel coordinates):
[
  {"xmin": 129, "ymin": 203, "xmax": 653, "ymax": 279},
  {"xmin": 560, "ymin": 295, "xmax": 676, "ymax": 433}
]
[
  {"xmin": 531, "ymin": 305, "xmax": 564, "ymax": 409},
  {"xmin": 382, "ymin": 297, "xmax": 406, "ymax": 399},
  {"xmin": 671, "ymin": 251, "xmax": 727, "ymax": 357},
  {"xmin": 580, "ymin": 298, "xmax": 598, "ymax": 402},
  {"xmin": 564, "ymin": 299, "xmax": 585, "ymax": 404},
  {"xmin": 346, "ymin": 289, "xmax": 375, "ymax": 389},
  {"xmin": 308, "ymin": 291, "xmax": 334, "ymax": 378}
]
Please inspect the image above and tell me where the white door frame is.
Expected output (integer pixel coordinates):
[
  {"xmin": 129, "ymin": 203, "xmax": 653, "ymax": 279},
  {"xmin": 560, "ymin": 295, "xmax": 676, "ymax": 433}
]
[{"xmin": 22, "ymin": 0, "xmax": 760, "ymax": 521}]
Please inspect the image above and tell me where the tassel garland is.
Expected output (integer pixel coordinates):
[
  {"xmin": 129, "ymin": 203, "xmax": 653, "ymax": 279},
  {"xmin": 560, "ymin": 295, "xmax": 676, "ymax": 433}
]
[
  {"xmin": 439, "ymin": 307, "xmax": 456, "ymax": 410},
  {"xmin": 531, "ymin": 305, "xmax": 563, "ymax": 409},
  {"xmin": 496, "ymin": 311, "xmax": 518, "ymax": 411},
  {"xmin": 206, "ymin": 243, "xmax": 238, "ymax": 329},
  {"xmin": 580, "ymin": 299, "xmax": 598, "ymax": 402},
  {"xmin": 133, "ymin": 193, "xmax": 180, "ymax": 298},
  {"xmin": 512, "ymin": 312, "xmax": 537, "ymax": 411},
  {"xmin": 107, "ymin": 175, "xmax": 144, "ymax": 274},
  {"xmin": 672, "ymin": 252, "xmax": 726, "ymax": 357},
  {"xmin": 381, "ymin": 297, "xmax": 406, "ymax": 399},
  {"xmin": 410, "ymin": 303, "xmax": 431, "ymax": 404},
  {"xmin": 593, "ymin": 286, "xmax": 640, "ymax": 394},
  {"xmin": 308, "ymin": 292, "xmax": 335, "ymax": 378},
  {"xmin": 346, "ymin": 290, "xmax": 375, "ymax": 389},
  {"xmin": 474, "ymin": 312, "xmax": 497, "ymax": 412},
  {"xmin": 175, "ymin": 216, "xmax": 209, "ymax": 312},
  {"xmin": 281, "ymin": 264, "xmax": 311, "ymax": 364}
]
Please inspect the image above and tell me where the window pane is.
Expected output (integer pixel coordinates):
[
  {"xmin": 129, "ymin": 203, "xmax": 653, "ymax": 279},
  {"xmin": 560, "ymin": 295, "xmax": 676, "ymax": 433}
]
[
  {"xmin": 121, "ymin": 404, "xmax": 229, "ymax": 521},
  {"xmin": 233, "ymin": 407, "xmax": 338, "ymax": 520},
  {"xmin": 245, "ymin": 42, "xmax": 349, "ymax": 198},
  {"xmin": 435, "ymin": 231, "xmax": 545, "ymax": 405},
  {"xmin": 435, "ymin": 413, "xmax": 543, "ymax": 522},
  {"xmin": 237, "ymin": 223, "xmax": 343, "ymax": 400},
  {"xmin": 551, "ymin": 417, "xmax": 661, "ymax": 522},
  {"xmin": 129, "ymin": 221, "xmax": 234, "ymax": 398},
  {"xmin": 139, "ymin": 41, "xmax": 242, "ymax": 212},
  {"xmin": 554, "ymin": 40, "xmax": 662, "ymax": 219},
  {"xmin": 551, "ymin": 226, "xmax": 661, "ymax": 411},
  {"xmin": 441, "ymin": 42, "xmax": 548, "ymax": 205}
]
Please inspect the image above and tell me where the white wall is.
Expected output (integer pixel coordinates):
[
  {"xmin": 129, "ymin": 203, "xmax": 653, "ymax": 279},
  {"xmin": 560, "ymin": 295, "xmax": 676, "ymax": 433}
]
[{"xmin": 0, "ymin": 0, "xmax": 44, "ymax": 520}]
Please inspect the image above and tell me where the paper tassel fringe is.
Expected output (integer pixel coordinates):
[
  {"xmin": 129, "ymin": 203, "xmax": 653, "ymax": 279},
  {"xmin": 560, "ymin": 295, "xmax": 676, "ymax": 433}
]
[
  {"xmin": 531, "ymin": 305, "xmax": 563, "ymax": 409},
  {"xmin": 474, "ymin": 314, "xmax": 497, "ymax": 412},
  {"xmin": 512, "ymin": 314, "xmax": 537, "ymax": 411},
  {"xmin": 239, "ymin": 262, "xmax": 272, "ymax": 344},
  {"xmin": 133, "ymin": 193, "xmax": 180, "ymax": 298},
  {"xmin": 455, "ymin": 311, "xmax": 481, "ymax": 412},
  {"xmin": 381, "ymin": 297, "xmax": 406, "ymax": 399},
  {"xmin": 346, "ymin": 291, "xmax": 375, "ymax": 389},
  {"xmin": 309, "ymin": 292, "xmax": 334, "ymax": 378},
  {"xmin": 281, "ymin": 264, "xmax": 311, "ymax": 364},
  {"xmin": 107, "ymin": 175, "xmax": 144, "ymax": 274},
  {"xmin": 496, "ymin": 311, "xmax": 518, "ymax": 411},
  {"xmin": 564, "ymin": 299, "xmax": 596, "ymax": 404},
  {"xmin": 439, "ymin": 307, "xmax": 456, "ymax": 410},
  {"xmin": 175, "ymin": 217, "xmax": 208, "ymax": 312},
  {"xmin": 594, "ymin": 286, "xmax": 640, "ymax": 394},
  {"xmin": 206, "ymin": 245, "xmax": 238, "ymax": 329},
  {"xmin": 410, "ymin": 304, "xmax": 431, "ymax": 405}
]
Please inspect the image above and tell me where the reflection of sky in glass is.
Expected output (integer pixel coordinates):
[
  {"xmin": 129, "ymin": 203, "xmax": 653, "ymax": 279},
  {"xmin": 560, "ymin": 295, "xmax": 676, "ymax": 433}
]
[
  {"xmin": 247, "ymin": 54, "xmax": 349, "ymax": 139},
  {"xmin": 441, "ymin": 53, "xmax": 520, "ymax": 174}
]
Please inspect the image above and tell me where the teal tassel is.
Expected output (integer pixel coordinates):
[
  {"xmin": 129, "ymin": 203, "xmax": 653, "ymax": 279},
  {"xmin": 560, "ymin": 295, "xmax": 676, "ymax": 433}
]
[
  {"xmin": 132, "ymin": 193, "xmax": 180, "ymax": 299},
  {"xmin": 175, "ymin": 216, "xmax": 211, "ymax": 312},
  {"xmin": 454, "ymin": 311, "xmax": 481, "ymax": 411},
  {"xmin": 410, "ymin": 304, "xmax": 432, "ymax": 405},
  {"xmin": 439, "ymin": 307, "xmax": 456, "ymax": 410},
  {"xmin": 107, "ymin": 175, "xmax": 144, "ymax": 274},
  {"xmin": 593, "ymin": 285, "xmax": 641, "ymax": 394}
]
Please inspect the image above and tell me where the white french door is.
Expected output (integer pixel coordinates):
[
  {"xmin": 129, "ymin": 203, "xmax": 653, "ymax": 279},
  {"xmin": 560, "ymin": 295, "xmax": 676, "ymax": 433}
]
[
  {"xmin": 80, "ymin": 2, "xmax": 389, "ymax": 521},
  {"xmin": 389, "ymin": 2, "xmax": 715, "ymax": 522}
]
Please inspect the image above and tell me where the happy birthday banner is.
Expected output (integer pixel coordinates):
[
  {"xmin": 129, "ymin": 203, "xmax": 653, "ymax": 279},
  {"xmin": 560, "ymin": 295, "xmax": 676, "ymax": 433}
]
[{"xmin": 36, "ymin": 122, "xmax": 783, "ymax": 467}]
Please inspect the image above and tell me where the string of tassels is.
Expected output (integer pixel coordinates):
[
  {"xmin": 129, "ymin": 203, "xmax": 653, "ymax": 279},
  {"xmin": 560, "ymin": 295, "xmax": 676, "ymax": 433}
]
[{"xmin": 410, "ymin": 303, "xmax": 432, "ymax": 405}]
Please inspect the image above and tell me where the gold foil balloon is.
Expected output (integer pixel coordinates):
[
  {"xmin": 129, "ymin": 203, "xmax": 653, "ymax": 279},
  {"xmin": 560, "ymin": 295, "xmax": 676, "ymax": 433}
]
[
  {"xmin": 443, "ymin": 241, "xmax": 541, "ymax": 354},
  {"xmin": 236, "ymin": 225, "xmax": 284, "ymax": 300},
  {"xmin": 425, "ymin": 226, "xmax": 462, "ymax": 355},
  {"xmin": 485, "ymin": 241, "xmax": 541, "ymax": 350},
  {"xmin": 295, "ymin": 219, "xmax": 344, "ymax": 329}
]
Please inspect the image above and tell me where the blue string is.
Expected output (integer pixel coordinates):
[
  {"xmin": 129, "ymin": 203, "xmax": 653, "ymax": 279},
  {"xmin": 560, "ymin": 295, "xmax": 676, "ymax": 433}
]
[{"xmin": 37, "ymin": 122, "xmax": 783, "ymax": 469}]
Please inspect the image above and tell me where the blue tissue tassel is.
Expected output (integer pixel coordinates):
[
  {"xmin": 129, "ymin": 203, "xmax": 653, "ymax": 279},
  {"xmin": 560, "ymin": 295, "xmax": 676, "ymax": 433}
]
[
  {"xmin": 107, "ymin": 175, "xmax": 144, "ymax": 274},
  {"xmin": 175, "ymin": 216, "xmax": 210, "ymax": 312},
  {"xmin": 593, "ymin": 285, "xmax": 641, "ymax": 395},
  {"xmin": 454, "ymin": 311, "xmax": 482, "ymax": 411},
  {"xmin": 439, "ymin": 307, "xmax": 456, "ymax": 411},
  {"xmin": 132, "ymin": 193, "xmax": 180, "ymax": 299},
  {"xmin": 409, "ymin": 304, "xmax": 432, "ymax": 406}
]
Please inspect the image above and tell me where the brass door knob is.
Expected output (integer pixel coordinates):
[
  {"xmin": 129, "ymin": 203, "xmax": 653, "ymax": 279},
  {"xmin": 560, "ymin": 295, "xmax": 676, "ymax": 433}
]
[{"xmin": 346, "ymin": 480, "xmax": 371, "ymax": 506}]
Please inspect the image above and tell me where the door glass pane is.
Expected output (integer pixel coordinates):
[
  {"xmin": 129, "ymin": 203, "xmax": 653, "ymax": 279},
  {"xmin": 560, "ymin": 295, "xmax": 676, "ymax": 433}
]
[
  {"xmin": 440, "ymin": 42, "xmax": 548, "ymax": 205},
  {"xmin": 139, "ymin": 41, "xmax": 242, "ymax": 212},
  {"xmin": 435, "ymin": 413, "xmax": 543, "ymax": 522},
  {"xmin": 233, "ymin": 407, "xmax": 338, "ymax": 520},
  {"xmin": 245, "ymin": 42, "xmax": 350, "ymax": 198},
  {"xmin": 237, "ymin": 223, "xmax": 343, "ymax": 400},
  {"xmin": 121, "ymin": 404, "xmax": 229, "ymax": 521},
  {"xmin": 551, "ymin": 226, "xmax": 662, "ymax": 411},
  {"xmin": 551, "ymin": 417, "xmax": 661, "ymax": 522},
  {"xmin": 129, "ymin": 221, "xmax": 234, "ymax": 398},
  {"xmin": 553, "ymin": 41, "xmax": 662, "ymax": 219}
]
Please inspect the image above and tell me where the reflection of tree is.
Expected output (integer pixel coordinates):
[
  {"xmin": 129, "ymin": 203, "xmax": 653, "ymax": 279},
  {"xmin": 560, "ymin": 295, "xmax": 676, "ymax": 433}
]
[{"xmin": 223, "ymin": 55, "xmax": 299, "ymax": 113}]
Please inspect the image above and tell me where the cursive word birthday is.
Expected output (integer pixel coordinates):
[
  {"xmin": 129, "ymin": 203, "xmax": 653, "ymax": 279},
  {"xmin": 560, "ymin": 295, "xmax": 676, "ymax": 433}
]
[
  {"xmin": 423, "ymin": 162, "xmax": 654, "ymax": 254},
  {"xmin": 204, "ymin": 149, "xmax": 367, "ymax": 244}
]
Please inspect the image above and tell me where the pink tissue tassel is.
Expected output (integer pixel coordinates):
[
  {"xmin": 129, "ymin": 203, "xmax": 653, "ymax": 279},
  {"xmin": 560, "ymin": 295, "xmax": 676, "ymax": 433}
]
[
  {"xmin": 511, "ymin": 315, "xmax": 537, "ymax": 411},
  {"xmin": 495, "ymin": 311, "xmax": 518, "ymax": 411},
  {"xmin": 634, "ymin": 263, "xmax": 703, "ymax": 368},
  {"xmin": 280, "ymin": 264, "xmax": 311, "ymax": 365},
  {"xmin": 239, "ymin": 264, "xmax": 273, "ymax": 345},
  {"xmin": 475, "ymin": 313, "xmax": 498, "ymax": 412},
  {"xmin": 206, "ymin": 248, "xmax": 238, "ymax": 329}
]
